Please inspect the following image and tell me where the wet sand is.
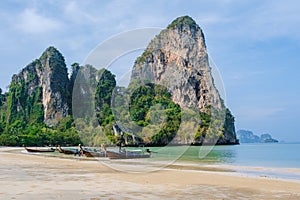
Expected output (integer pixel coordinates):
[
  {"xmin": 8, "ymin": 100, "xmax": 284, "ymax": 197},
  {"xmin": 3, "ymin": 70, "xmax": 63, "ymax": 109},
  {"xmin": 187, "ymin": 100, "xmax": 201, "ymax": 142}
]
[{"xmin": 0, "ymin": 147, "xmax": 299, "ymax": 199}]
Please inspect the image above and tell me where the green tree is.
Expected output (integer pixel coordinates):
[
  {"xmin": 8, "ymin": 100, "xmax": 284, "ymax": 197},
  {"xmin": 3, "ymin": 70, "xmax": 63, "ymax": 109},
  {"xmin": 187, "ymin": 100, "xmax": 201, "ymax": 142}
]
[
  {"xmin": 95, "ymin": 69, "xmax": 116, "ymax": 126},
  {"xmin": 129, "ymin": 83, "xmax": 181, "ymax": 145}
]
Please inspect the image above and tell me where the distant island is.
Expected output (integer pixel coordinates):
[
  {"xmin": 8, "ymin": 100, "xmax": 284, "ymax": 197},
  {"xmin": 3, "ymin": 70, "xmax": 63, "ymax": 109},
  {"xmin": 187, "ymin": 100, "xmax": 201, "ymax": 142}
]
[{"xmin": 237, "ymin": 130, "xmax": 278, "ymax": 143}]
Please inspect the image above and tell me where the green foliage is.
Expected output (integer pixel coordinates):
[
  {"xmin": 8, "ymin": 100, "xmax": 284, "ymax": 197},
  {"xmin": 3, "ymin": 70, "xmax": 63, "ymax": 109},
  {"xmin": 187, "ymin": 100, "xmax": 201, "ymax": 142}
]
[
  {"xmin": 192, "ymin": 106, "xmax": 237, "ymax": 144},
  {"xmin": 0, "ymin": 47, "xmax": 84, "ymax": 147},
  {"xmin": 0, "ymin": 88, "xmax": 4, "ymax": 107},
  {"xmin": 1, "ymin": 61, "xmax": 45, "ymax": 144},
  {"xmin": 0, "ymin": 123, "xmax": 3, "ymax": 133},
  {"xmin": 56, "ymin": 115, "xmax": 74, "ymax": 132},
  {"xmin": 1, "ymin": 74, "xmax": 80, "ymax": 146},
  {"xmin": 129, "ymin": 83, "xmax": 181, "ymax": 145},
  {"xmin": 0, "ymin": 46, "xmax": 236, "ymax": 147},
  {"xmin": 40, "ymin": 46, "xmax": 66, "ymax": 69},
  {"xmin": 0, "ymin": 89, "xmax": 7, "ymax": 129},
  {"xmin": 6, "ymin": 73, "xmax": 44, "ymax": 125},
  {"xmin": 0, "ymin": 115, "xmax": 81, "ymax": 146},
  {"xmin": 95, "ymin": 69, "xmax": 116, "ymax": 127},
  {"xmin": 167, "ymin": 16, "xmax": 196, "ymax": 29},
  {"xmin": 0, "ymin": 134, "xmax": 19, "ymax": 146},
  {"xmin": 223, "ymin": 108, "xmax": 236, "ymax": 138}
]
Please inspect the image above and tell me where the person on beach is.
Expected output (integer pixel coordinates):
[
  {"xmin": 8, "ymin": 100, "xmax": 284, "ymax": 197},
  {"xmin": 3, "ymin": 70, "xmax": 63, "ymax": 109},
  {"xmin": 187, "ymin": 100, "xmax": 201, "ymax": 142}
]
[
  {"xmin": 78, "ymin": 144, "xmax": 83, "ymax": 157},
  {"xmin": 101, "ymin": 143, "xmax": 107, "ymax": 152},
  {"xmin": 117, "ymin": 133, "xmax": 125, "ymax": 152}
]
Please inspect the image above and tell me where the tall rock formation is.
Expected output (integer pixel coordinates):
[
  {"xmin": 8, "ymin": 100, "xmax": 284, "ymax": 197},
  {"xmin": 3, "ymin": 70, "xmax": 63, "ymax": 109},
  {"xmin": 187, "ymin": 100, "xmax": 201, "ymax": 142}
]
[
  {"xmin": 0, "ymin": 16, "xmax": 238, "ymax": 146},
  {"xmin": 132, "ymin": 16, "xmax": 222, "ymax": 111},
  {"xmin": 131, "ymin": 16, "xmax": 238, "ymax": 144},
  {"xmin": 6, "ymin": 46, "xmax": 70, "ymax": 127},
  {"xmin": 39, "ymin": 47, "xmax": 69, "ymax": 126},
  {"xmin": 7, "ymin": 60, "xmax": 44, "ymax": 125}
]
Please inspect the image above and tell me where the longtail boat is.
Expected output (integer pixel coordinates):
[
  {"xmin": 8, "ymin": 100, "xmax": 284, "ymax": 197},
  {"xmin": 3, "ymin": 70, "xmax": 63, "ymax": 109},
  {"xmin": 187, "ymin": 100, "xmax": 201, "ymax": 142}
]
[
  {"xmin": 80, "ymin": 147, "xmax": 106, "ymax": 157},
  {"xmin": 83, "ymin": 149, "xmax": 106, "ymax": 157},
  {"xmin": 106, "ymin": 149, "xmax": 150, "ymax": 159},
  {"xmin": 25, "ymin": 147, "xmax": 55, "ymax": 153},
  {"xmin": 58, "ymin": 146, "xmax": 78, "ymax": 155}
]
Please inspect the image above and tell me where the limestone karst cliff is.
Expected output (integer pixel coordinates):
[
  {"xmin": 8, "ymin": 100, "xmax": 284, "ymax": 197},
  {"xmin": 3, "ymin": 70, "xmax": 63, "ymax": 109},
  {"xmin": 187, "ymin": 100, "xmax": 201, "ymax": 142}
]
[
  {"xmin": 132, "ymin": 16, "xmax": 222, "ymax": 112},
  {"xmin": 131, "ymin": 16, "xmax": 238, "ymax": 144},
  {"xmin": 39, "ymin": 47, "xmax": 70, "ymax": 126},
  {"xmin": 6, "ymin": 47, "xmax": 70, "ymax": 127},
  {"xmin": 0, "ymin": 16, "xmax": 238, "ymax": 146}
]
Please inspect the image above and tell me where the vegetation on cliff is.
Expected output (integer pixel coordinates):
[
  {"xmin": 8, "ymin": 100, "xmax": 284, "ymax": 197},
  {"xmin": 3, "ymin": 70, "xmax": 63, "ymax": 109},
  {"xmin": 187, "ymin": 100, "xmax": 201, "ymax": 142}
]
[
  {"xmin": 129, "ymin": 83, "xmax": 181, "ymax": 145},
  {"xmin": 131, "ymin": 15, "xmax": 238, "ymax": 145},
  {"xmin": 167, "ymin": 15, "xmax": 197, "ymax": 29},
  {"xmin": 95, "ymin": 69, "xmax": 116, "ymax": 126},
  {"xmin": 0, "ymin": 16, "xmax": 238, "ymax": 146},
  {"xmin": 0, "ymin": 47, "xmax": 79, "ymax": 146},
  {"xmin": 0, "ymin": 57, "xmax": 237, "ymax": 146}
]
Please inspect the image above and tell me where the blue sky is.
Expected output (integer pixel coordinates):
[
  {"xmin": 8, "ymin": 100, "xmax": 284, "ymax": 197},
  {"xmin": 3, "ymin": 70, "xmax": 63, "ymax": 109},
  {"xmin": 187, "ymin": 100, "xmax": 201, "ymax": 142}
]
[{"xmin": 0, "ymin": 0, "xmax": 300, "ymax": 141}]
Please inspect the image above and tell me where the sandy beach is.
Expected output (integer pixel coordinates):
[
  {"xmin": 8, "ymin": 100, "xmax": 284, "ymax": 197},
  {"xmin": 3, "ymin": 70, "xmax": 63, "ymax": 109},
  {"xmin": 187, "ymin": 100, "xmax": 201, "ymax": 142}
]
[{"xmin": 0, "ymin": 147, "xmax": 299, "ymax": 199}]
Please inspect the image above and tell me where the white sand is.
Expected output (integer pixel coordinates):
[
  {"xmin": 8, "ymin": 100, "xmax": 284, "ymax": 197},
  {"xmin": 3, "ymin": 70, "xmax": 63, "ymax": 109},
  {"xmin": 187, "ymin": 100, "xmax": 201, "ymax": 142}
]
[{"xmin": 0, "ymin": 147, "xmax": 299, "ymax": 199}]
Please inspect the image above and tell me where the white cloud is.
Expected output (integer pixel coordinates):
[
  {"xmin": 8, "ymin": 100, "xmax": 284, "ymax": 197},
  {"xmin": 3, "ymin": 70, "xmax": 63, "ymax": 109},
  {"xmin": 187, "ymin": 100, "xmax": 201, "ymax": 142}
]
[{"xmin": 17, "ymin": 8, "xmax": 63, "ymax": 34}]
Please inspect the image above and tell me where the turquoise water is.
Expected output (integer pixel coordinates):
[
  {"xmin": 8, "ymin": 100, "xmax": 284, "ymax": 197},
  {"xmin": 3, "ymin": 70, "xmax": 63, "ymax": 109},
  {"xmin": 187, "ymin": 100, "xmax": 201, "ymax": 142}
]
[{"xmin": 147, "ymin": 143, "xmax": 300, "ymax": 168}]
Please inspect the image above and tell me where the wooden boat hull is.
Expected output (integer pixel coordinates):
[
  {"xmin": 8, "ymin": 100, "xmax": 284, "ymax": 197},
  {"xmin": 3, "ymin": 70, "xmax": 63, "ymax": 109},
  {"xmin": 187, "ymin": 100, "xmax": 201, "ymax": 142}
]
[
  {"xmin": 106, "ymin": 150, "xmax": 150, "ymax": 159},
  {"xmin": 25, "ymin": 147, "xmax": 55, "ymax": 153},
  {"xmin": 83, "ymin": 150, "xmax": 106, "ymax": 158},
  {"xmin": 79, "ymin": 146, "xmax": 106, "ymax": 157},
  {"xmin": 58, "ymin": 146, "xmax": 78, "ymax": 155}
]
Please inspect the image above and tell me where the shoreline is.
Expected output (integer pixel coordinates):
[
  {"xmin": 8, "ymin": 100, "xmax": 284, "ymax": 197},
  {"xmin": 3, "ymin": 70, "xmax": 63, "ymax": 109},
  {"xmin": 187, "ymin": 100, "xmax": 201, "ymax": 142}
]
[
  {"xmin": 1, "ymin": 147, "xmax": 300, "ymax": 199},
  {"xmin": 2, "ymin": 147, "xmax": 300, "ymax": 181}
]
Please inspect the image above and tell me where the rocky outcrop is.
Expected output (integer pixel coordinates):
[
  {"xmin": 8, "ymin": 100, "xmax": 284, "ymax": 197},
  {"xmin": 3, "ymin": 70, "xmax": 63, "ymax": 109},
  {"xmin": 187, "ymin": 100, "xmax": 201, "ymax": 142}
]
[
  {"xmin": 39, "ymin": 47, "xmax": 69, "ymax": 126},
  {"xmin": 72, "ymin": 64, "xmax": 102, "ymax": 119},
  {"xmin": 131, "ymin": 16, "xmax": 238, "ymax": 144},
  {"xmin": 2, "ymin": 16, "xmax": 238, "ymax": 146},
  {"xmin": 131, "ymin": 16, "xmax": 222, "ymax": 111},
  {"xmin": 7, "ymin": 46, "xmax": 70, "ymax": 126},
  {"xmin": 7, "ymin": 60, "xmax": 44, "ymax": 124}
]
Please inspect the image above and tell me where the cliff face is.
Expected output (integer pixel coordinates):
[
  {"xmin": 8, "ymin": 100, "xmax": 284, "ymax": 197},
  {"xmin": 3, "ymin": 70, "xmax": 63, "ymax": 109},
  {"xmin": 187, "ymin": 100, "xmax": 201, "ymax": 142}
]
[
  {"xmin": 39, "ymin": 47, "xmax": 69, "ymax": 126},
  {"xmin": 7, "ymin": 47, "xmax": 69, "ymax": 126},
  {"xmin": 1, "ymin": 16, "xmax": 238, "ymax": 146},
  {"xmin": 132, "ymin": 16, "xmax": 222, "ymax": 112},
  {"xmin": 131, "ymin": 16, "xmax": 238, "ymax": 144}
]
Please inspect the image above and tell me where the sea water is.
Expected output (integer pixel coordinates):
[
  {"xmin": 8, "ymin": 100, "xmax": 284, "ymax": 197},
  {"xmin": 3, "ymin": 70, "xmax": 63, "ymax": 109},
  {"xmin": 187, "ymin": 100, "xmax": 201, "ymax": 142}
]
[
  {"xmin": 149, "ymin": 143, "xmax": 300, "ymax": 168},
  {"xmin": 147, "ymin": 143, "xmax": 300, "ymax": 180}
]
